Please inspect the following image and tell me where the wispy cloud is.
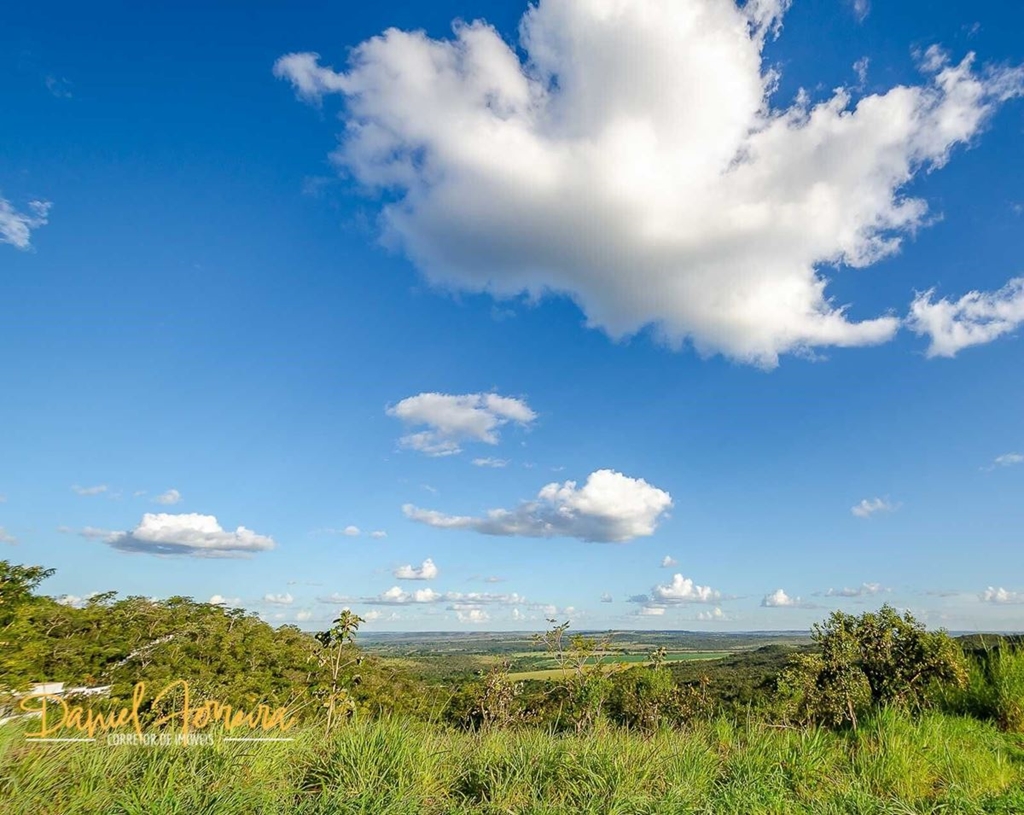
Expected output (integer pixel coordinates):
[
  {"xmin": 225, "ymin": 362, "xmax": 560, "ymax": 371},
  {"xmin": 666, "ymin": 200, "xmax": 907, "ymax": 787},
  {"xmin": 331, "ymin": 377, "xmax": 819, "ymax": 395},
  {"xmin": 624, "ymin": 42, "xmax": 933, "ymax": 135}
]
[
  {"xmin": 387, "ymin": 392, "xmax": 536, "ymax": 456},
  {"xmin": 984, "ymin": 453, "xmax": 1023, "ymax": 471},
  {"xmin": 851, "ymin": 497, "xmax": 899, "ymax": 518},
  {"xmin": 818, "ymin": 582, "xmax": 888, "ymax": 598},
  {"xmin": 72, "ymin": 484, "xmax": 108, "ymax": 496},
  {"xmin": 472, "ymin": 457, "xmax": 509, "ymax": 468},
  {"xmin": 850, "ymin": 0, "xmax": 870, "ymax": 23},
  {"xmin": 44, "ymin": 75, "xmax": 73, "ymax": 99},
  {"xmin": 0, "ymin": 194, "xmax": 50, "ymax": 250},
  {"xmin": 909, "ymin": 278, "xmax": 1024, "ymax": 358},
  {"xmin": 154, "ymin": 489, "xmax": 182, "ymax": 505}
]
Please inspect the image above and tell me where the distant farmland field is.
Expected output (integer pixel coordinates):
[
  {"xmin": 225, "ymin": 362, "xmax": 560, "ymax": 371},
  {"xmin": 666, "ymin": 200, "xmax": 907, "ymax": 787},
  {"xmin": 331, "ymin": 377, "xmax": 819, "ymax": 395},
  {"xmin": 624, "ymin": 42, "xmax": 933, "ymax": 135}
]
[{"xmin": 508, "ymin": 651, "xmax": 728, "ymax": 681}]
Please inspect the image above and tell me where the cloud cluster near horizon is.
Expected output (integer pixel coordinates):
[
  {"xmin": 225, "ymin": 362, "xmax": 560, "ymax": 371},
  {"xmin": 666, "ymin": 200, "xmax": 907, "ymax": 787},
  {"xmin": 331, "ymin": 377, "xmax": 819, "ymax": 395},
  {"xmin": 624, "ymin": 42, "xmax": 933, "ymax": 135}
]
[
  {"xmin": 404, "ymin": 468, "xmax": 671, "ymax": 542},
  {"xmin": 276, "ymin": 0, "xmax": 1024, "ymax": 367}
]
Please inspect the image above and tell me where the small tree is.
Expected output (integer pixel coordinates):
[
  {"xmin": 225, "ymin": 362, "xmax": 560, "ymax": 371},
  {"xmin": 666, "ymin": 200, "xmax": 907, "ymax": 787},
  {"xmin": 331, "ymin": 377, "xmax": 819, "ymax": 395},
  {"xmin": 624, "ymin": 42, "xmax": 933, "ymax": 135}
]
[
  {"xmin": 472, "ymin": 660, "xmax": 525, "ymax": 729},
  {"xmin": 535, "ymin": 619, "xmax": 614, "ymax": 732},
  {"xmin": 312, "ymin": 609, "xmax": 364, "ymax": 733}
]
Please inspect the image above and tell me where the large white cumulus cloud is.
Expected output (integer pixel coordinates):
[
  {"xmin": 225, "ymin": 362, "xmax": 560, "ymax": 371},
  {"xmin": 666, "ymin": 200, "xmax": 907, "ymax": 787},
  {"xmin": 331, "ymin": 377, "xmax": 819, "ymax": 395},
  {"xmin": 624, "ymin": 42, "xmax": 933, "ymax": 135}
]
[{"xmin": 275, "ymin": 0, "xmax": 1023, "ymax": 366}]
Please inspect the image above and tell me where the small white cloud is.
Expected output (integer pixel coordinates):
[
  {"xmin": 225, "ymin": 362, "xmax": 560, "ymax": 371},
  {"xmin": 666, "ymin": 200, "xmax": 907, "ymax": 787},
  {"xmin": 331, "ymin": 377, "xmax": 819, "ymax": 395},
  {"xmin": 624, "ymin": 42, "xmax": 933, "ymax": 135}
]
[
  {"xmin": 86, "ymin": 513, "xmax": 276, "ymax": 558},
  {"xmin": 404, "ymin": 469, "xmax": 672, "ymax": 543},
  {"xmin": 473, "ymin": 457, "xmax": 509, "ymax": 468},
  {"xmin": 980, "ymin": 587, "xmax": 1024, "ymax": 604},
  {"xmin": 0, "ymin": 195, "xmax": 50, "ymax": 250},
  {"xmin": 762, "ymin": 588, "xmax": 799, "ymax": 607},
  {"xmin": 661, "ymin": 555, "xmax": 678, "ymax": 568},
  {"xmin": 0, "ymin": 527, "xmax": 16, "ymax": 545},
  {"xmin": 651, "ymin": 573, "xmax": 721, "ymax": 605},
  {"xmin": 370, "ymin": 530, "xmax": 388, "ymax": 538},
  {"xmin": 697, "ymin": 607, "xmax": 725, "ymax": 622},
  {"xmin": 456, "ymin": 607, "xmax": 490, "ymax": 623},
  {"xmin": 264, "ymin": 592, "xmax": 294, "ymax": 605},
  {"xmin": 72, "ymin": 484, "xmax": 108, "ymax": 496},
  {"xmin": 851, "ymin": 0, "xmax": 870, "ymax": 22},
  {"xmin": 296, "ymin": 609, "xmax": 314, "ymax": 621},
  {"xmin": 637, "ymin": 606, "xmax": 666, "ymax": 617},
  {"xmin": 851, "ymin": 497, "xmax": 898, "ymax": 518},
  {"xmin": 208, "ymin": 595, "xmax": 241, "ymax": 606},
  {"xmin": 909, "ymin": 278, "xmax": 1024, "ymax": 358},
  {"xmin": 57, "ymin": 594, "xmax": 85, "ymax": 608},
  {"xmin": 154, "ymin": 489, "xmax": 182, "ymax": 506},
  {"xmin": 343, "ymin": 525, "xmax": 360, "ymax": 536},
  {"xmin": 387, "ymin": 392, "xmax": 536, "ymax": 456},
  {"xmin": 393, "ymin": 558, "xmax": 439, "ymax": 580},
  {"xmin": 599, "ymin": 592, "xmax": 613, "ymax": 603}
]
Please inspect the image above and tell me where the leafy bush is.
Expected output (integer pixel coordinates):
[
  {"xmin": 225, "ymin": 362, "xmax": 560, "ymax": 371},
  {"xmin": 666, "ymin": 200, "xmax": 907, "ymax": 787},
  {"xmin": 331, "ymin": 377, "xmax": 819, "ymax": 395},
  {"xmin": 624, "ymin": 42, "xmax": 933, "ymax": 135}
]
[{"xmin": 779, "ymin": 605, "xmax": 966, "ymax": 728}]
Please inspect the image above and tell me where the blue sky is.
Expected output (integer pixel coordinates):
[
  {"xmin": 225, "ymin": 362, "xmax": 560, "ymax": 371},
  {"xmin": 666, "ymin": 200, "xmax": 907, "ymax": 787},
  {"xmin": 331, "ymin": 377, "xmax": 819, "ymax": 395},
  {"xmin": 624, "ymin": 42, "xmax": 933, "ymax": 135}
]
[{"xmin": 1, "ymin": 0, "xmax": 1023, "ymax": 632}]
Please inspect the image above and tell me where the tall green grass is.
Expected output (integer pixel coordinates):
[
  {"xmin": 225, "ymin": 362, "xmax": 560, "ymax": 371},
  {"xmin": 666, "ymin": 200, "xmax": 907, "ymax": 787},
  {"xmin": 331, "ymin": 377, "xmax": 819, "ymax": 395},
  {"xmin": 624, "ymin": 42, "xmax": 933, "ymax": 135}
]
[
  {"xmin": 3, "ymin": 711, "xmax": 1024, "ymax": 814},
  {"xmin": 940, "ymin": 645, "xmax": 1024, "ymax": 733}
]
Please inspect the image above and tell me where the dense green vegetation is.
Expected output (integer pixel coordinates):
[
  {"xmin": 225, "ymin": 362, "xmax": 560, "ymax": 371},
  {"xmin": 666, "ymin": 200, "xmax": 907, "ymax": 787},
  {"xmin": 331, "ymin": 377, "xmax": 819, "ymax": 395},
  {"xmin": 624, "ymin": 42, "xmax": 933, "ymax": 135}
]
[{"xmin": 3, "ymin": 558, "xmax": 1024, "ymax": 813}]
